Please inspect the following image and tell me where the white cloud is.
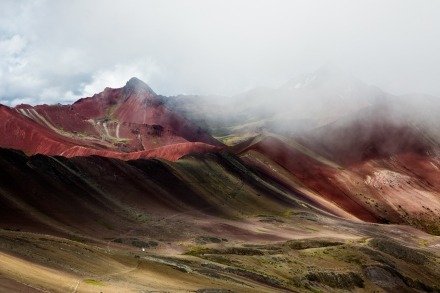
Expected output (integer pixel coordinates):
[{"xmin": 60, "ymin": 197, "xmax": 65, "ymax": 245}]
[
  {"xmin": 0, "ymin": 34, "xmax": 28, "ymax": 80},
  {"xmin": 0, "ymin": 35, "xmax": 26, "ymax": 56},
  {"xmin": 81, "ymin": 61, "xmax": 161, "ymax": 97},
  {"xmin": 10, "ymin": 97, "xmax": 35, "ymax": 106},
  {"xmin": 1, "ymin": 0, "xmax": 440, "ymax": 105}
]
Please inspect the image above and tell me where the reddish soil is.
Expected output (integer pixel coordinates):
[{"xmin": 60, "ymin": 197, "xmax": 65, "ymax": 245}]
[
  {"xmin": 71, "ymin": 78, "xmax": 222, "ymax": 146},
  {"xmin": 2, "ymin": 78, "xmax": 222, "ymax": 160},
  {"xmin": 61, "ymin": 142, "xmax": 223, "ymax": 161},
  {"xmin": 234, "ymin": 104, "xmax": 440, "ymax": 233},
  {"xmin": 0, "ymin": 105, "xmax": 73, "ymax": 155},
  {"xmin": 241, "ymin": 136, "xmax": 379, "ymax": 222}
]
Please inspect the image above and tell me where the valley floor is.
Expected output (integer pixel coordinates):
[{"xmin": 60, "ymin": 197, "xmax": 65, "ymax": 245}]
[{"xmin": 1, "ymin": 211, "xmax": 440, "ymax": 293}]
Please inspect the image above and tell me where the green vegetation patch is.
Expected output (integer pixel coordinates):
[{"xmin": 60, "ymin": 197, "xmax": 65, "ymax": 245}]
[
  {"xmin": 131, "ymin": 239, "xmax": 158, "ymax": 248},
  {"xmin": 68, "ymin": 235, "xmax": 86, "ymax": 243},
  {"xmin": 83, "ymin": 279, "xmax": 106, "ymax": 286},
  {"xmin": 305, "ymin": 271, "xmax": 364, "ymax": 289},
  {"xmin": 186, "ymin": 246, "xmax": 264, "ymax": 256},
  {"xmin": 218, "ymin": 247, "xmax": 264, "ymax": 256},
  {"xmin": 286, "ymin": 239, "xmax": 343, "ymax": 250},
  {"xmin": 96, "ymin": 219, "xmax": 113, "ymax": 230},
  {"xmin": 195, "ymin": 236, "xmax": 227, "ymax": 245},
  {"xmin": 186, "ymin": 246, "xmax": 210, "ymax": 256},
  {"xmin": 223, "ymin": 267, "xmax": 284, "ymax": 289},
  {"xmin": 368, "ymin": 238, "xmax": 429, "ymax": 265},
  {"xmin": 283, "ymin": 209, "xmax": 297, "ymax": 217},
  {"xmin": 215, "ymin": 134, "xmax": 252, "ymax": 146}
]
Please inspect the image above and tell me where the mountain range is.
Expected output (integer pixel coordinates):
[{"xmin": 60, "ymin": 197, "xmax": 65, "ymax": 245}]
[{"xmin": 1, "ymin": 70, "xmax": 440, "ymax": 292}]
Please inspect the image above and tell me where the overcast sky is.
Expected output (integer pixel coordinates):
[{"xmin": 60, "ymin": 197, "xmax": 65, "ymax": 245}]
[{"xmin": 1, "ymin": 0, "xmax": 440, "ymax": 106}]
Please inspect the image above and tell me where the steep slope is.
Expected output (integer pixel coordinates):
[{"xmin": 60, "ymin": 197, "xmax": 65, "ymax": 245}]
[
  {"xmin": 0, "ymin": 105, "xmax": 76, "ymax": 155},
  {"xmin": 235, "ymin": 135, "xmax": 380, "ymax": 223},
  {"xmin": 2, "ymin": 72, "xmax": 440, "ymax": 292},
  {"xmin": 0, "ymin": 147, "xmax": 308, "ymax": 236},
  {"xmin": 2, "ymin": 78, "xmax": 222, "ymax": 160},
  {"xmin": 297, "ymin": 104, "xmax": 440, "ymax": 234},
  {"xmin": 72, "ymin": 78, "xmax": 222, "ymax": 146},
  {"xmin": 1, "ymin": 148, "xmax": 440, "ymax": 292},
  {"xmin": 234, "ymin": 102, "xmax": 440, "ymax": 235}
]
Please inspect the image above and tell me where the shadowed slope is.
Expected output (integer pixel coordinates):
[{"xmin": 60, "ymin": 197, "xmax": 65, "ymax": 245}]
[
  {"xmin": 1, "ymin": 145, "xmax": 440, "ymax": 292},
  {"xmin": 0, "ymin": 148, "xmax": 313, "ymax": 237}
]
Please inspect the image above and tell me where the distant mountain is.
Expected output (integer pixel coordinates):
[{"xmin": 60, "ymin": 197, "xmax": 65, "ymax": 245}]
[
  {"xmin": 166, "ymin": 68, "xmax": 389, "ymax": 145},
  {"xmin": 0, "ymin": 77, "xmax": 222, "ymax": 160},
  {"xmin": 165, "ymin": 70, "xmax": 440, "ymax": 235},
  {"xmin": 231, "ymin": 97, "xmax": 440, "ymax": 234}
]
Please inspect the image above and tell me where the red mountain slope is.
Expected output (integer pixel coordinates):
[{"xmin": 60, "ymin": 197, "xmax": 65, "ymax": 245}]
[
  {"xmin": 1, "ymin": 78, "xmax": 223, "ymax": 160},
  {"xmin": 235, "ymin": 105, "xmax": 440, "ymax": 234},
  {"xmin": 0, "ymin": 105, "xmax": 74, "ymax": 155}
]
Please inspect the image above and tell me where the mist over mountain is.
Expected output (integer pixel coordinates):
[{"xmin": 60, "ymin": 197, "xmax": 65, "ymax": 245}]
[
  {"xmin": 166, "ymin": 68, "xmax": 440, "ymax": 147},
  {"xmin": 1, "ymin": 68, "xmax": 440, "ymax": 292},
  {"xmin": 2, "ymin": 1, "xmax": 440, "ymax": 106},
  {"xmin": 2, "ymin": 0, "xmax": 440, "ymax": 291}
]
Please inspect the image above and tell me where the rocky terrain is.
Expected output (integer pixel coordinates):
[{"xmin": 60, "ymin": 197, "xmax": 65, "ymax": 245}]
[{"xmin": 1, "ymin": 74, "xmax": 440, "ymax": 292}]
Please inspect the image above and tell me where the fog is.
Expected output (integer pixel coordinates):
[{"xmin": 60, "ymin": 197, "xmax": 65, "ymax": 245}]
[{"xmin": 1, "ymin": 0, "xmax": 440, "ymax": 106}]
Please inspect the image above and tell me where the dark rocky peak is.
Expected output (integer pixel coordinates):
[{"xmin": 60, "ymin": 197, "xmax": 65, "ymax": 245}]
[{"xmin": 124, "ymin": 77, "xmax": 156, "ymax": 96}]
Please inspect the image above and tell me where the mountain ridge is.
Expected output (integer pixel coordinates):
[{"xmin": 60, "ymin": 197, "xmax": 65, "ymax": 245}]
[
  {"xmin": 1, "ymin": 78, "xmax": 223, "ymax": 161},
  {"xmin": 2, "ymin": 72, "xmax": 440, "ymax": 292}
]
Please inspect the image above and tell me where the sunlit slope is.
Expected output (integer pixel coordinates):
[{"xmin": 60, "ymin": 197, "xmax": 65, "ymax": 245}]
[{"xmin": 0, "ymin": 231, "xmax": 282, "ymax": 293}]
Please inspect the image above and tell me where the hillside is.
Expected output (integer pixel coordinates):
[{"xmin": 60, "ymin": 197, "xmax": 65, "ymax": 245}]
[
  {"xmin": 0, "ymin": 78, "xmax": 222, "ymax": 161},
  {"xmin": 1, "ymin": 75, "xmax": 440, "ymax": 292},
  {"xmin": 1, "ymin": 148, "xmax": 440, "ymax": 292}
]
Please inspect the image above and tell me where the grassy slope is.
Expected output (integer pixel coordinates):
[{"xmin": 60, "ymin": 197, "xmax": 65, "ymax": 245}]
[{"xmin": 0, "ymin": 148, "xmax": 439, "ymax": 292}]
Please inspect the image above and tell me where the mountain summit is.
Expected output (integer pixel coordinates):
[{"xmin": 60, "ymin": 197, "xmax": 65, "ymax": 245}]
[
  {"xmin": 0, "ymin": 78, "xmax": 222, "ymax": 160},
  {"xmin": 122, "ymin": 77, "xmax": 157, "ymax": 100},
  {"xmin": 125, "ymin": 76, "xmax": 155, "ymax": 92}
]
